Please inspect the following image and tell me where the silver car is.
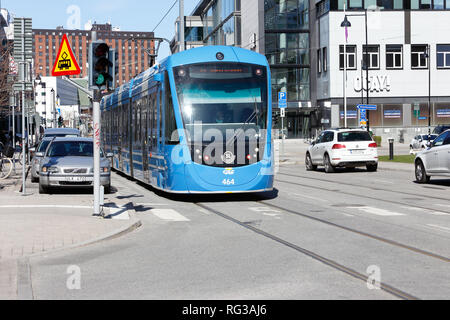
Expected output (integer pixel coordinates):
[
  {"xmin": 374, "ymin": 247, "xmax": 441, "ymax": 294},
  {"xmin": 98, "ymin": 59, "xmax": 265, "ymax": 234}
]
[
  {"xmin": 43, "ymin": 128, "xmax": 81, "ymax": 138},
  {"xmin": 30, "ymin": 137, "xmax": 53, "ymax": 183},
  {"xmin": 38, "ymin": 137, "xmax": 112, "ymax": 194}
]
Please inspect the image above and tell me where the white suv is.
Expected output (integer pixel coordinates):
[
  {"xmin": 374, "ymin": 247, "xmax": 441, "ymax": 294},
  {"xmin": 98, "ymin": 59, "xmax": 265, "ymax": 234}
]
[
  {"xmin": 415, "ymin": 130, "xmax": 450, "ymax": 183},
  {"xmin": 306, "ymin": 129, "xmax": 379, "ymax": 173}
]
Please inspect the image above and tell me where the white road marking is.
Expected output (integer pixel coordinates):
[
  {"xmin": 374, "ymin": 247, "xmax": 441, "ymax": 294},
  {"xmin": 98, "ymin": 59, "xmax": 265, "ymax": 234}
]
[
  {"xmin": 373, "ymin": 179, "xmax": 394, "ymax": 185},
  {"xmin": 435, "ymin": 204, "xmax": 450, "ymax": 208},
  {"xmin": 198, "ymin": 208, "xmax": 212, "ymax": 215},
  {"xmin": 426, "ymin": 224, "xmax": 450, "ymax": 233},
  {"xmin": 249, "ymin": 207, "xmax": 282, "ymax": 220},
  {"xmin": 0, "ymin": 205, "xmax": 92, "ymax": 209},
  {"xmin": 289, "ymin": 193, "xmax": 329, "ymax": 203},
  {"xmin": 150, "ymin": 209, "xmax": 190, "ymax": 222},
  {"xmin": 348, "ymin": 206, "xmax": 406, "ymax": 217},
  {"xmin": 401, "ymin": 206, "xmax": 450, "ymax": 216}
]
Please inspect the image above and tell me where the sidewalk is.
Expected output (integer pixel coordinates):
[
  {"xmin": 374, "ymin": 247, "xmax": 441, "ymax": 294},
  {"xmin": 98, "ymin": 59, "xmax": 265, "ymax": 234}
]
[{"xmin": 0, "ymin": 167, "xmax": 142, "ymax": 300}]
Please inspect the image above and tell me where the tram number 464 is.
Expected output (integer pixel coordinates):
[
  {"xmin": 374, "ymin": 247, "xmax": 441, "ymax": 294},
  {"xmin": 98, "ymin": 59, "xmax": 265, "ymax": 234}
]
[{"xmin": 222, "ymin": 179, "xmax": 235, "ymax": 186}]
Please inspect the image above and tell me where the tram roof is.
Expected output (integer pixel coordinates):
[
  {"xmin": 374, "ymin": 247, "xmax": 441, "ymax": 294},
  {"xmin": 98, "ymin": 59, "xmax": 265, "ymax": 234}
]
[{"xmin": 101, "ymin": 46, "xmax": 269, "ymax": 109}]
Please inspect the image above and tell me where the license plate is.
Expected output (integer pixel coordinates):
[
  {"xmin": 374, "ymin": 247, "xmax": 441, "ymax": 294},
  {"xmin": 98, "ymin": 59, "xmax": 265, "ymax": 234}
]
[
  {"xmin": 350, "ymin": 150, "xmax": 364, "ymax": 155},
  {"xmin": 67, "ymin": 177, "xmax": 87, "ymax": 182}
]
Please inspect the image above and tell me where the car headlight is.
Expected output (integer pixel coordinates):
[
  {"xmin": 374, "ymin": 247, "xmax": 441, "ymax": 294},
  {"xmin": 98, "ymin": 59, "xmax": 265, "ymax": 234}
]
[
  {"xmin": 102, "ymin": 167, "xmax": 110, "ymax": 173},
  {"xmin": 42, "ymin": 166, "xmax": 59, "ymax": 173}
]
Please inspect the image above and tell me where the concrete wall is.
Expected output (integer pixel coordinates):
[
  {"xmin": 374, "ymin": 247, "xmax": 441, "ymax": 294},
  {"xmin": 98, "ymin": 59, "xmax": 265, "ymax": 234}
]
[{"xmin": 241, "ymin": 0, "xmax": 265, "ymax": 54}]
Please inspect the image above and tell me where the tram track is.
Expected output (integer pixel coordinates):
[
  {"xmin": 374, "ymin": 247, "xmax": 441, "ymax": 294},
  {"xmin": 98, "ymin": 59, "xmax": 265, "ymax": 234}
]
[
  {"xmin": 194, "ymin": 202, "xmax": 420, "ymax": 300},
  {"xmin": 276, "ymin": 171, "xmax": 450, "ymax": 203}
]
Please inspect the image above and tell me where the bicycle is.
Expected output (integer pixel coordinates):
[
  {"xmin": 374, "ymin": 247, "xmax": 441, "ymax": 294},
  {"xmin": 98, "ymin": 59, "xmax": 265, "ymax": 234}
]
[{"xmin": 0, "ymin": 142, "xmax": 13, "ymax": 180}]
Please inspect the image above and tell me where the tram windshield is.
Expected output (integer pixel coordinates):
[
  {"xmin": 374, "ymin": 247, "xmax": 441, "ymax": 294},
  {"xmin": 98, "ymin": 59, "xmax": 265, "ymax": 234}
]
[{"xmin": 174, "ymin": 63, "xmax": 268, "ymax": 143}]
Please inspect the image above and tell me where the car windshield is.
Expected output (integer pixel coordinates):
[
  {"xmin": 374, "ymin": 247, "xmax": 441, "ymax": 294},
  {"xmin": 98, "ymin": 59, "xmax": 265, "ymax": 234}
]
[
  {"xmin": 38, "ymin": 140, "xmax": 51, "ymax": 153},
  {"xmin": 422, "ymin": 135, "xmax": 438, "ymax": 140},
  {"xmin": 44, "ymin": 134, "xmax": 79, "ymax": 138},
  {"xmin": 47, "ymin": 141, "xmax": 103, "ymax": 157},
  {"xmin": 174, "ymin": 62, "xmax": 268, "ymax": 143},
  {"xmin": 338, "ymin": 131, "xmax": 372, "ymax": 142}
]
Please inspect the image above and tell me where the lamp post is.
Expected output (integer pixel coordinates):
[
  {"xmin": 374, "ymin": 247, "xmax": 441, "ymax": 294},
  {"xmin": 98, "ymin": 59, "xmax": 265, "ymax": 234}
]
[
  {"xmin": 51, "ymin": 88, "xmax": 56, "ymax": 128},
  {"xmin": 341, "ymin": 7, "xmax": 350, "ymax": 128},
  {"xmin": 424, "ymin": 44, "xmax": 432, "ymax": 139},
  {"xmin": 341, "ymin": 9, "xmax": 370, "ymax": 131}
]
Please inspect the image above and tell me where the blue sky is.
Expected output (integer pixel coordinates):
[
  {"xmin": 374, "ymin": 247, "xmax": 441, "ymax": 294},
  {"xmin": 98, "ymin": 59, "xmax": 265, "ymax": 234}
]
[{"xmin": 3, "ymin": 0, "xmax": 198, "ymax": 59}]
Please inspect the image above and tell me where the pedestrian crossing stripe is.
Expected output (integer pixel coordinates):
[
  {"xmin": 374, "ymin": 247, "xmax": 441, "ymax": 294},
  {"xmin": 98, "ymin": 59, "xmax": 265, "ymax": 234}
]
[{"xmin": 51, "ymin": 34, "xmax": 81, "ymax": 76}]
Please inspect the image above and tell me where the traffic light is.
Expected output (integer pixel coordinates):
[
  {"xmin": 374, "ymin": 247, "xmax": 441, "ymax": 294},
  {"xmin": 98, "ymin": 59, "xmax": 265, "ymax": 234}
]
[
  {"xmin": 108, "ymin": 48, "xmax": 119, "ymax": 91},
  {"xmin": 58, "ymin": 116, "xmax": 64, "ymax": 128},
  {"xmin": 89, "ymin": 41, "xmax": 112, "ymax": 90}
]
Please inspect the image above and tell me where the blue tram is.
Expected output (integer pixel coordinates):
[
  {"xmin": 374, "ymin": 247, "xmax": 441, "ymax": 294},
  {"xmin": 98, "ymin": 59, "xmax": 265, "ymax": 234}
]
[{"xmin": 101, "ymin": 46, "xmax": 274, "ymax": 194}]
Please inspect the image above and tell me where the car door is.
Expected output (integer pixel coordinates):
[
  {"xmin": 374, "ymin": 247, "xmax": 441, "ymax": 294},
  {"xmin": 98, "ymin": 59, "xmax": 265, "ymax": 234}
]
[
  {"xmin": 438, "ymin": 132, "xmax": 450, "ymax": 173},
  {"xmin": 426, "ymin": 132, "xmax": 447, "ymax": 173},
  {"xmin": 311, "ymin": 132, "xmax": 325, "ymax": 164},
  {"xmin": 320, "ymin": 132, "xmax": 335, "ymax": 161}
]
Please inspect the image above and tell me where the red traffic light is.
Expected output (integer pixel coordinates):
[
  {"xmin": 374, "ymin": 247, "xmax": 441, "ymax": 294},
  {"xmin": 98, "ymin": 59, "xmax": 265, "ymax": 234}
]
[{"xmin": 94, "ymin": 43, "xmax": 109, "ymax": 57}]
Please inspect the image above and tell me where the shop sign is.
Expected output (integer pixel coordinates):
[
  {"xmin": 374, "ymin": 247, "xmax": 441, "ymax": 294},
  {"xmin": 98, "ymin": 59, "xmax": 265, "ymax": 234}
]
[
  {"xmin": 437, "ymin": 109, "xmax": 450, "ymax": 118},
  {"xmin": 384, "ymin": 110, "xmax": 401, "ymax": 119},
  {"xmin": 354, "ymin": 75, "xmax": 391, "ymax": 93}
]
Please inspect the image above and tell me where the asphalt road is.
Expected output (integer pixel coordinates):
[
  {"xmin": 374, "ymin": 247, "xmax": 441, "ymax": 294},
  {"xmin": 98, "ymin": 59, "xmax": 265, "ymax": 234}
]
[{"xmin": 27, "ymin": 165, "xmax": 450, "ymax": 300}]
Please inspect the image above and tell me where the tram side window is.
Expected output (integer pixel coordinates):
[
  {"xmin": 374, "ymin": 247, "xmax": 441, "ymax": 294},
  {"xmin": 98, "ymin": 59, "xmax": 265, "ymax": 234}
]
[
  {"xmin": 149, "ymin": 92, "xmax": 157, "ymax": 149},
  {"xmin": 164, "ymin": 71, "xmax": 179, "ymax": 144}
]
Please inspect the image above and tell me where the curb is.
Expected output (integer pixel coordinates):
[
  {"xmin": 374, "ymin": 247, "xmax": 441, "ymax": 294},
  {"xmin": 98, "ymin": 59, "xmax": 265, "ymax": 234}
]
[{"xmin": 16, "ymin": 205, "xmax": 142, "ymax": 300}]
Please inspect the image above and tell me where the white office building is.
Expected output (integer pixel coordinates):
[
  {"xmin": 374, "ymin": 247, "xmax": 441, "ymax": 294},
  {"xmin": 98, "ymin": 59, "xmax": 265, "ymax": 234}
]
[{"xmin": 314, "ymin": 0, "xmax": 450, "ymax": 141}]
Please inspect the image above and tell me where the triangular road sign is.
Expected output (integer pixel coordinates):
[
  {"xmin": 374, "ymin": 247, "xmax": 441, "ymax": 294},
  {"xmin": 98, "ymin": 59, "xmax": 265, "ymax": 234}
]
[{"xmin": 52, "ymin": 34, "xmax": 81, "ymax": 76}]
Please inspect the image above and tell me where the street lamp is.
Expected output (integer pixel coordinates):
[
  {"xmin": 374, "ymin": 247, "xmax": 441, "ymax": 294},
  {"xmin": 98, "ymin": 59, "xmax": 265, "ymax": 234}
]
[
  {"xmin": 51, "ymin": 88, "xmax": 57, "ymax": 129},
  {"xmin": 341, "ymin": 11, "xmax": 351, "ymax": 128},
  {"xmin": 424, "ymin": 45, "xmax": 432, "ymax": 139},
  {"xmin": 341, "ymin": 9, "xmax": 370, "ymax": 131}
]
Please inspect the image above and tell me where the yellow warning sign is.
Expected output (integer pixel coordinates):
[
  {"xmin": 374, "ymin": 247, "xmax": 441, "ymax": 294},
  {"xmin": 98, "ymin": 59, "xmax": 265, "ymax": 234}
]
[{"xmin": 52, "ymin": 34, "xmax": 81, "ymax": 76}]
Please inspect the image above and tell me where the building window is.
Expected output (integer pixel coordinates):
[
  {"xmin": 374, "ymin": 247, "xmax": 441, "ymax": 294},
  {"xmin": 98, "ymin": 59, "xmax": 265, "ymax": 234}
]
[
  {"xmin": 411, "ymin": 45, "xmax": 428, "ymax": 69},
  {"xmin": 323, "ymin": 47, "xmax": 328, "ymax": 72},
  {"xmin": 437, "ymin": 44, "xmax": 450, "ymax": 68},
  {"xmin": 363, "ymin": 45, "xmax": 380, "ymax": 69},
  {"xmin": 318, "ymin": 49, "xmax": 322, "ymax": 73},
  {"xmin": 433, "ymin": 0, "xmax": 445, "ymax": 9},
  {"xmin": 340, "ymin": 45, "xmax": 357, "ymax": 70},
  {"xmin": 386, "ymin": 45, "xmax": 403, "ymax": 69}
]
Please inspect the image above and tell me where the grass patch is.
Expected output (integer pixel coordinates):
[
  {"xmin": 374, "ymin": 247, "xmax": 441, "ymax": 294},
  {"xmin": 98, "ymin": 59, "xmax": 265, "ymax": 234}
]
[{"xmin": 378, "ymin": 154, "xmax": 416, "ymax": 164}]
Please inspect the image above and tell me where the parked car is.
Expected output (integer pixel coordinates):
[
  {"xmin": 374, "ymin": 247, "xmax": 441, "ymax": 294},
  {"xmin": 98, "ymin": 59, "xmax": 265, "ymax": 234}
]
[
  {"xmin": 433, "ymin": 125, "xmax": 450, "ymax": 136},
  {"xmin": 38, "ymin": 137, "xmax": 112, "ymax": 194},
  {"xmin": 30, "ymin": 137, "xmax": 53, "ymax": 183},
  {"xmin": 43, "ymin": 128, "xmax": 81, "ymax": 138},
  {"xmin": 410, "ymin": 134, "xmax": 438, "ymax": 152},
  {"xmin": 415, "ymin": 130, "xmax": 450, "ymax": 183},
  {"xmin": 306, "ymin": 129, "xmax": 378, "ymax": 173}
]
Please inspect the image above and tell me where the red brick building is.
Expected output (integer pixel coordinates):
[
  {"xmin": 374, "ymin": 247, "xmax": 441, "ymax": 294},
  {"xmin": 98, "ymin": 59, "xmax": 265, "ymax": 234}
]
[{"xmin": 32, "ymin": 23, "xmax": 155, "ymax": 86}]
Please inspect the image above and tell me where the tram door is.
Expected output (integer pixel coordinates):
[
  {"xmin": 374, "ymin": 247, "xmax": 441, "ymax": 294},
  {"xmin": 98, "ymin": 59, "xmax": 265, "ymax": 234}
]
[{"xmin": 142, "ymin": 96, "xmax": 150, "ymax": 183}]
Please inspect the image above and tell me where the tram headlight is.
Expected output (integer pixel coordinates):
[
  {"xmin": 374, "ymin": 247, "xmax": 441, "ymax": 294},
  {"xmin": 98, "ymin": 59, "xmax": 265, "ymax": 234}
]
[{"xmin": 256, "ymin": 68, "xmax": 263, "ymax": 76}]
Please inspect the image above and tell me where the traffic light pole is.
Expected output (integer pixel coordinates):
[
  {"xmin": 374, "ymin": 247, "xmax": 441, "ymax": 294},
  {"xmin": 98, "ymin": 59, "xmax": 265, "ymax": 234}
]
[
  {"xmin": 93, "ymin": 90, "xmax": 102, "ymax": 216},
  {"xmin": 91, "ymin": 31, "xmax": 103, "ymax": 216}
]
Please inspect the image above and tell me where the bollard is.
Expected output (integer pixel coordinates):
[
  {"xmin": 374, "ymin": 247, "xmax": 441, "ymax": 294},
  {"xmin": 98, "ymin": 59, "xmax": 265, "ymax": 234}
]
[{"xmin": 388, "ymin": 138, "xmax": 395, "ymax": 161}]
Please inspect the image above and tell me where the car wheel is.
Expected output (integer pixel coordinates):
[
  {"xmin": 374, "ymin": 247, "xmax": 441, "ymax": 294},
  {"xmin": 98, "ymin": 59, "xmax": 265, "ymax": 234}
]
[
  {"xmin": 415, "ymin": 160, "xmax": 431, "ymax": 184},
  {"xmin": 366, "ymin": 164, "xmax": 378, "ymax": 172},
  {"xmin": 305, "ymin": 153, "xmax": 317, "ymax": 171},
  {"xmin": 104, "ymin": 184, "xmax": 111, "ymax": 194},
  {"xmin": 39, "ymin": 183, "xmax": 48, "ymax": 194},
  {"xmin": 31, "ymin": 176, "xmax": 39, "ymax": 183},
  {"xmin": 324, "ymin": 154, "xmax": 335, "ymax": 173}
]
